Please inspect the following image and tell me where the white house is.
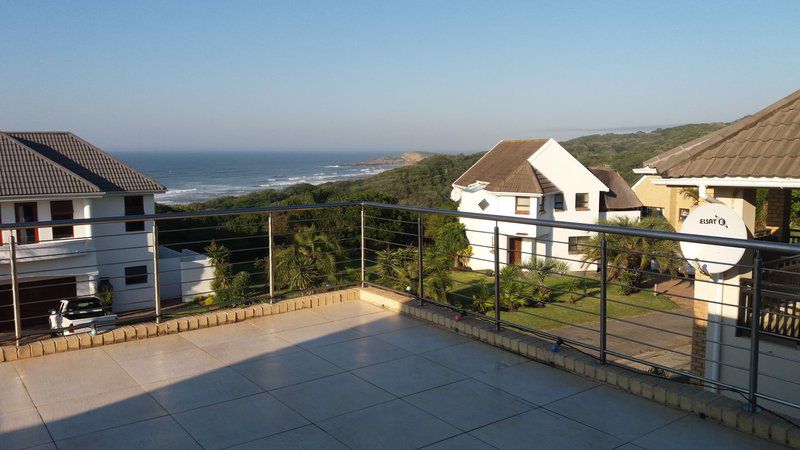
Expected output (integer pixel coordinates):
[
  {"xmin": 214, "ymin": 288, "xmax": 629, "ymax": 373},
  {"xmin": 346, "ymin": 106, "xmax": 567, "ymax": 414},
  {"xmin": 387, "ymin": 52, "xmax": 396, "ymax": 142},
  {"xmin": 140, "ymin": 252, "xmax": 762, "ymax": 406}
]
[
  {"xmin": 0, "ymin": 132, "xmax": 211, "ymax": 331},
  {"xmin": 451, "ymin": 138, "xmax": 642, "ymax": 271}
]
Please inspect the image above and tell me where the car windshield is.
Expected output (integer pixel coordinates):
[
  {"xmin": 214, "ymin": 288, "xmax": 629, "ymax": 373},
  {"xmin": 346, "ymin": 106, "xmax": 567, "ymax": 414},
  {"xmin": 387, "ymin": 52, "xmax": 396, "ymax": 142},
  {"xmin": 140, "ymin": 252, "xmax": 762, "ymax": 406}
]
[{"xmin": 64, "ymin": 298, "xmax": 106, "ymax": 319}]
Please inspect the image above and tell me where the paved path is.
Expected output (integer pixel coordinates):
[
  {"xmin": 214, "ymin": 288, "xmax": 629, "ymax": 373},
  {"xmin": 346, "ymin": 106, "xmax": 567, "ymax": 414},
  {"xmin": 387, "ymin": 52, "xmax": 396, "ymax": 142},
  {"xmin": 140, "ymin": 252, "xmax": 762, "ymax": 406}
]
[{"xmin": 0, "ymin": 300, "xmax": 780, "ymax": 449}]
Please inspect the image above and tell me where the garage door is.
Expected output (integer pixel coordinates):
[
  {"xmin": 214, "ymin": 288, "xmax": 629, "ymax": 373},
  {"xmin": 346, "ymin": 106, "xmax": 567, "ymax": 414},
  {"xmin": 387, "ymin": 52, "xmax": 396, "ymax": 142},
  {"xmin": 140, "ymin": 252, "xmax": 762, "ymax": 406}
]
[{"xmin": 0, "ymin": 277, "xmax": 77, "ymax": 332}]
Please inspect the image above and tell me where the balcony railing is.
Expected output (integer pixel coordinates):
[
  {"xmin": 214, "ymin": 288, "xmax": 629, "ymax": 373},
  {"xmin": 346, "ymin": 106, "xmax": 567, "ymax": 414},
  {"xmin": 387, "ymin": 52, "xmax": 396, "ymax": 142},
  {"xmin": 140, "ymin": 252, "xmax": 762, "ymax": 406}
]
[
  {"xmin": 0, "ymin": 236, "xmax": 96, "ymax": 263},
  {"xmin": 1, "ymin": 201, "xmax": 799, "ymax": 416}
]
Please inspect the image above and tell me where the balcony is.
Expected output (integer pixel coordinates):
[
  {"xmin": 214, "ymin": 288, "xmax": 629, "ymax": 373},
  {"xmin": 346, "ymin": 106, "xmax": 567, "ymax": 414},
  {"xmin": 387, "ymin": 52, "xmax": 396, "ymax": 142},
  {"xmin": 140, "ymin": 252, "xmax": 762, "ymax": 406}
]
[
  {"xmin": 0, "ymin": 237, "xmax": 96, "ymax": 264},
  {"xmin": 0, "ymin": 290, "xmax": 782, "ymax": 449},
  {"xmin": 0, "ymin": 202, "xmax": 798, "ymax": 448}
]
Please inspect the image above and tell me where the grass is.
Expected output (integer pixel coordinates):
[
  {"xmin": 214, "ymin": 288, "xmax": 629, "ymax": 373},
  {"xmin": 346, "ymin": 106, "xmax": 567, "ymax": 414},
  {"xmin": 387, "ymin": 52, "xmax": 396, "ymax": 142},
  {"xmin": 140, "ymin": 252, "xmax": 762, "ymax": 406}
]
[{"xmin": 447, "ymin": 270, "xmax": 680, "ymax": 331}]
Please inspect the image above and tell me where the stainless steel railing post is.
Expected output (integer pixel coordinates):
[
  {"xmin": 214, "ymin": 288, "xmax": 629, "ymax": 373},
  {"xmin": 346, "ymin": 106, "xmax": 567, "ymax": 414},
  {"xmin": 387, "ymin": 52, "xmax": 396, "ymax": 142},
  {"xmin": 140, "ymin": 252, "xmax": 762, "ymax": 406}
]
[
  {"xmin": 152, "ymin": 221, "xmax": 162, "ymax": 323},
  {"xmin": 599, "ymin": 233, "xmax": 608, "ymax": 364},
  {"xmin": 9, "ymin": 235, "xmax": 22, "ymax": 345},
  {"xmin": 417, "ymin": 216, "xmax": 424, "ymax": 306},
  {"xmin": 268, "ymin": 213, "xmax": 275, "ymax": 302},
  {"xmin": 494, "ymin": 223, "xmax": 501, "ymax": 331},
  {"xmin": 360, "ymin": 207, "xmax": 365, "ymax": 288},
  {"xmin": 748, "ymin": 250, "xmax": 763, "ymax": 412}
]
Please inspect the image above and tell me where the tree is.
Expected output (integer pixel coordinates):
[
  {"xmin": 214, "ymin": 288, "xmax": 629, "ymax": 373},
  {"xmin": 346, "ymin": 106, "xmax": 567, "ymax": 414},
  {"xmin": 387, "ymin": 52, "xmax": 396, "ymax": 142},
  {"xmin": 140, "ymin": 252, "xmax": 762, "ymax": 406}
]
[
  {"xmin": 272, "ymin": 225, "xmax": 343, "ymax": 291},
  {"xmin": 521, "ymin": 257, "xmax": 569, "ymax": 285},
  {"xmin": 680, "ymin": 187, "xmax": 700, "ymax": 206},
  {"xmin": 432, "ymin": 220, "xmax": 470, "ymax": 268},
  {"xmin": 205, "ymin": 241, "xmax": 253, "ymax": 305},
  {"xmin": 580, "ymin": 216, "xmax": 683, "ymax": 295},
  {"xmin": 374, "ymin": 246, "xmax": 452, "ymax": 301}
]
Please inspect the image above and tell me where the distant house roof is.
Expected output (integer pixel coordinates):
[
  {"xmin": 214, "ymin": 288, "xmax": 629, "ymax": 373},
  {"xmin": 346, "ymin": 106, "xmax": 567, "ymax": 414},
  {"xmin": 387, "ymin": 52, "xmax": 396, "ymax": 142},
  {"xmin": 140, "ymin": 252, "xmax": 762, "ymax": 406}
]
[
  {"xmin": 453, "ymin": 140, "xmax": 560, "ymax": 194},
  {"xmin": 0, "ymin": 132, "xmax": 165, "ymax": 197},
  {"xmin": 589, "ymin": 166, "xmax": 643, "ymax": 211},
  {"xmin": 644, "ymin": 89, "xmax": 800, "ymax": 179}
]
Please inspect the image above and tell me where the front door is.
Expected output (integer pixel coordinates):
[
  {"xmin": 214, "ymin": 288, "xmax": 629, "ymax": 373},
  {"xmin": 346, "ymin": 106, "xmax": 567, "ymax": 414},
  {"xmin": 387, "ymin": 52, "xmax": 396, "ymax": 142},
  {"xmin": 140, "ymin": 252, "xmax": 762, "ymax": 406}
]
[{"xmin": 508, "ymin": 237, "xmax": 523, "ymax": 265}]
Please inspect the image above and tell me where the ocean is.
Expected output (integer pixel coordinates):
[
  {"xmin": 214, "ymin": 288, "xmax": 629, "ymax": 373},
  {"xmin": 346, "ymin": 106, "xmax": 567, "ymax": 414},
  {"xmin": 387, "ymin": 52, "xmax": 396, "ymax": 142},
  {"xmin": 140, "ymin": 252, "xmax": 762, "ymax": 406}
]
[{"xmin": 112, "ymin": 150, "xmax": 400, "ymax": 204}]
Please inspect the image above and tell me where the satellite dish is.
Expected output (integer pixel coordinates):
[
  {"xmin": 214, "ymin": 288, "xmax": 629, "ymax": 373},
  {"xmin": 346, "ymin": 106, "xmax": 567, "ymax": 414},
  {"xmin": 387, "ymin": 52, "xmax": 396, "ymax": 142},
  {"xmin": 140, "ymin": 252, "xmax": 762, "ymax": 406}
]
[
  {"xmin": 450, "ymin": 188, "xmax": 462, "ymax": 202},
  {"xmin": 679, "ymin": 204, "xmax": 748, "ymax": 274}
]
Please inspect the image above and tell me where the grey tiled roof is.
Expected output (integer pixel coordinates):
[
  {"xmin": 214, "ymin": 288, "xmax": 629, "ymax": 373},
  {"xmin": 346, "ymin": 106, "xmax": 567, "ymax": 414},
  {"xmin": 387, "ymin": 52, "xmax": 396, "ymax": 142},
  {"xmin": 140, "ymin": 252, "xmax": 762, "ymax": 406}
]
[
  {"xmin": 0, "ymin": 132, "xmax": 165, "ymax": 197},
  {"xmin": 644, "ymin": 89, "xmax": 800, "ymax": 178}
]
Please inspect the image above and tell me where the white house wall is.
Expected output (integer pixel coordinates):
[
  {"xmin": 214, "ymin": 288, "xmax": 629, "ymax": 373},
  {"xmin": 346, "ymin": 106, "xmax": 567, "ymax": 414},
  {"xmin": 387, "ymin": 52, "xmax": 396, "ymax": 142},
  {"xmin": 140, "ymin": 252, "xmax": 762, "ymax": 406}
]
[
  {"xmin": 455, "ymin": 139, "xmax": 638, "ymax": 272},
  {"xmin": 90, "ymin": 195, "xmax": 156, "ymax": 312},
  {"xmin": 0, "ymin": 198, "xmax": 99, "ymax": 295}
]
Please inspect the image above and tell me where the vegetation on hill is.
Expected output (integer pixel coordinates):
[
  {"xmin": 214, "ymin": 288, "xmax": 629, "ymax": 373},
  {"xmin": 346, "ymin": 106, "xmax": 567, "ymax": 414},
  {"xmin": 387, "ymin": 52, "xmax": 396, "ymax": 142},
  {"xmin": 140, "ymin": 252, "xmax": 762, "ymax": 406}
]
[
  {"xmin": 561, "ymin": 123, "xmax": 727, "ymax": 184},
  {"xmin": 158, "ymin": 122, "xmax": 724, "ymax": 215}
]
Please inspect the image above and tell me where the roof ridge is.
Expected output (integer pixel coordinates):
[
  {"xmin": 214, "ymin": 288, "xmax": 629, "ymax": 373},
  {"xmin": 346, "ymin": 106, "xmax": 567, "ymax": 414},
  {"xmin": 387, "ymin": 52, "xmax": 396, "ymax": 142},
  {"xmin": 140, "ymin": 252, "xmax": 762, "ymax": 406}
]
[
  {"xmin": 1, "ymin": 132, "xmax": 101, "ymax": 193},
  {"xmin": 64, "ymin": 132, "xmax": 167, "ymax": 191}
]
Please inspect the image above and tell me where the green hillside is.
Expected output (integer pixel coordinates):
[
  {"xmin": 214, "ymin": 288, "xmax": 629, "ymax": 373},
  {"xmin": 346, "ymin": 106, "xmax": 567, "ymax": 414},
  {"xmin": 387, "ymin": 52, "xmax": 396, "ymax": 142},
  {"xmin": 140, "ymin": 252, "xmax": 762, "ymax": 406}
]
[
  {"xmin": 561, "ymin": 123, "xmax": 726, "ymax": 184},
  {"xmin": 162, "ymin": 122, "xmax": 725, "ymax": 213}
]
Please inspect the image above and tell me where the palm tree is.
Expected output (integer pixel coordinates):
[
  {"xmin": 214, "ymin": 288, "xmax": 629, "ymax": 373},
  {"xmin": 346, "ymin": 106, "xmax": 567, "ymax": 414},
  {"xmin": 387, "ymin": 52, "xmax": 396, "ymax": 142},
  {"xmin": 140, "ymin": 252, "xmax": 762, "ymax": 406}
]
[
  {"xmin": 204, "ymin": 241, "xmax": 253, "ymax": 305},
  {"xmin": 521, "ymin": 257, "xmax": 570, "ymax": 284},
  {"xmin": 680, "ymin": 187, "xmax": 700, "ymax": 206},
  {"xmin": 273, "ymin": 226, "xmax": 343, "ymax": 291},
  {"xmin": 374, "ymin": 246, "xmax": 452, "ymax": 301},
  {"xmin": 580, "ymin": 216, "xmax": 683, "ymax": 294}
]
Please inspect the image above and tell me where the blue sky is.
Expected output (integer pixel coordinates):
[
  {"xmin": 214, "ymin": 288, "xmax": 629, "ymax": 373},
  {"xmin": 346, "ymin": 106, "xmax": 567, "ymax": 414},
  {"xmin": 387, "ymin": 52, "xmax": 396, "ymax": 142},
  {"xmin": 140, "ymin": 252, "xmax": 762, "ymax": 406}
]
[{"xmin": 1, "ymin": 0, "xmax": 798, "ymax": 152}]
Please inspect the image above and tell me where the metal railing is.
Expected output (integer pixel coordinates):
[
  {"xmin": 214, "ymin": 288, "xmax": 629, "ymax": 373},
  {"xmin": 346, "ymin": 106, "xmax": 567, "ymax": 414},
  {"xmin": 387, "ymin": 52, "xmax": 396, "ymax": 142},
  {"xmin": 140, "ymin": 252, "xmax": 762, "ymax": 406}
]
[{"xmin": 1, "ymin": 201, "xmax": 800, "ymax": 416}]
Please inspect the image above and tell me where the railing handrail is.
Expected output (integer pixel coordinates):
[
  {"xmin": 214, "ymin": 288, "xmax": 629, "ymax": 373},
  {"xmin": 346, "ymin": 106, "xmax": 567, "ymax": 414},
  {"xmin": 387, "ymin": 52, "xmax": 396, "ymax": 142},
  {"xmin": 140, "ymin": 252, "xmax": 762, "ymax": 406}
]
[
  {"xmin": 361, "ymin": 202, "xmax": 800, "ymax": 255},
  {"xmin": 1, "ymin": 200, "xmax": 799, "ymax": 255}
]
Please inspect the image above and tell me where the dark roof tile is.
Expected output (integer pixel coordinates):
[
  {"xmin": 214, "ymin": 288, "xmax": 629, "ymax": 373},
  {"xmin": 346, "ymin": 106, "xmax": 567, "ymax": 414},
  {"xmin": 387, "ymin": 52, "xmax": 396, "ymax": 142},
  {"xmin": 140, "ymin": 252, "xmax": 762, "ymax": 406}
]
[{"xmin": 0, "ymin": 132, "xmax": 165, "ymax": 197}]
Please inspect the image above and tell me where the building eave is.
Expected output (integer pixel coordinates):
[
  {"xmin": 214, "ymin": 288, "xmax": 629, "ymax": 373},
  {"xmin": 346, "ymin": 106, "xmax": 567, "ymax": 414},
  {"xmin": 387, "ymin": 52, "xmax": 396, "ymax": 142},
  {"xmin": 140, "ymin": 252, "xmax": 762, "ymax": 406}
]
[{"xmin": 652, "ymin": 177, "xmax": 800, "ymax": 188}]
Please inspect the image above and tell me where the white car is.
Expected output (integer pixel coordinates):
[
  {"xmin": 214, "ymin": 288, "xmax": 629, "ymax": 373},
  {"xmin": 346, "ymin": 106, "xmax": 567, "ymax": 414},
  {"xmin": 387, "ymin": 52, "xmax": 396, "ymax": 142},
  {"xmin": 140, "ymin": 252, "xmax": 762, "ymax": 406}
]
[{"xmin": 49, "ymin": 296, "xmax": 118, "ymax": 336}]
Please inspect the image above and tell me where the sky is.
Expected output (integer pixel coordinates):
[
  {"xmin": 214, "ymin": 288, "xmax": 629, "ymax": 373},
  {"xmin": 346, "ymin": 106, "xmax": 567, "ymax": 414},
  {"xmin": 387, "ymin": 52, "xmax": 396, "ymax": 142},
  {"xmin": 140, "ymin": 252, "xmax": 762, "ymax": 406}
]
[{"xmin": 1, "ymin": 0, "xmax": 798, "ymax": 153}]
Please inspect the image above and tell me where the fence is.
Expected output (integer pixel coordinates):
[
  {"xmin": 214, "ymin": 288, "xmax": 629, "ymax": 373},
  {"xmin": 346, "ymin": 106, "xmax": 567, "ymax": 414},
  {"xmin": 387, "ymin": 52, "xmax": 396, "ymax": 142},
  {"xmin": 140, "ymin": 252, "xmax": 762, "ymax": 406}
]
[{"xmin": 1, "ymin": 201, "xmax": 799, "ymax": 416}]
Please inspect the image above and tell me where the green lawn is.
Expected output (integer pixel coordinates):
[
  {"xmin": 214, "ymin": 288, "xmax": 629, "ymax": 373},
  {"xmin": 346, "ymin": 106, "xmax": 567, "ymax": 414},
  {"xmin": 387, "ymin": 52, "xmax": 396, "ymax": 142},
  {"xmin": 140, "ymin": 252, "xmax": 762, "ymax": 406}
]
[{"xmin": 447, "ymin": 270, "xmax": 679, "ymax": 331}]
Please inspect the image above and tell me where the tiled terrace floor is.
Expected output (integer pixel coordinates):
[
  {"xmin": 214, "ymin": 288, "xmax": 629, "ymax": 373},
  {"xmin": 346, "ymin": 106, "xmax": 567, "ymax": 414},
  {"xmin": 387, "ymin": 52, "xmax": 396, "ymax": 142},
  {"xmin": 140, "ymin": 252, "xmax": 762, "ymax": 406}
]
[{"xmin": 0, "ymin": 300, "xmax": 783, "ymax": 449}]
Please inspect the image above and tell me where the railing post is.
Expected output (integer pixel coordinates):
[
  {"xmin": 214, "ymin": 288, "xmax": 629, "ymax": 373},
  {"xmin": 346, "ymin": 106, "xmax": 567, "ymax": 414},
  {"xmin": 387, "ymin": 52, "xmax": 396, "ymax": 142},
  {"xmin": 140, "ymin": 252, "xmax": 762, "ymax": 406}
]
[
  {"xmin": 417, "ymin": 215, "xmax": 424, "ymax": 306},
  {"xmin": 9, "ymin": 235, "xmax": 22, "ymax": 345},
  {"xmin": 599, "ymin": 233, "xmax": 608, "ymax": 364},
  {"xmin": 268, "ymin": 213, "xmax": 275, "ymax": 302},
  {"xmin": 360, "ymin": 206, "xmax": 365, "ymax": 288},
  {"xmin": 494, "ymin": 223, "xmax": 501, "ymax": 331},
  {"xmin": 152, "ymin": 221, "xmax": 161, "ymax": 322},
  {"xmin": 748, "ymin": 250, "xmax": 763, "ymax": 412}
]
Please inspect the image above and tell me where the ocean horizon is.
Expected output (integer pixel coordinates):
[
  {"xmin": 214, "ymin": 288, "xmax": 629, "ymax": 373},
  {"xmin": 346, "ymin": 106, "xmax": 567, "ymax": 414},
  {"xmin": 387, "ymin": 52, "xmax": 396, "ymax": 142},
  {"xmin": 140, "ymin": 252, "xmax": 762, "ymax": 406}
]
[{"xmin": 112, "ymin": 150, "xmax": 403, "ymax": 205}]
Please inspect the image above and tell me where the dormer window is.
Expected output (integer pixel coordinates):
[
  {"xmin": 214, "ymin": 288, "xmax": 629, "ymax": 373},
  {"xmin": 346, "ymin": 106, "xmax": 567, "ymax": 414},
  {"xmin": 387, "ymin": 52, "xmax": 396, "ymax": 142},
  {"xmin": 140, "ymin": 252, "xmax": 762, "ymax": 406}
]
[
  {"xmin": 515, "ymin": 197, "xmax": 531, "ymax": 215},
  {"xmin": 575, "ymin": 193, "xmax": 589, "ymax": 211}
]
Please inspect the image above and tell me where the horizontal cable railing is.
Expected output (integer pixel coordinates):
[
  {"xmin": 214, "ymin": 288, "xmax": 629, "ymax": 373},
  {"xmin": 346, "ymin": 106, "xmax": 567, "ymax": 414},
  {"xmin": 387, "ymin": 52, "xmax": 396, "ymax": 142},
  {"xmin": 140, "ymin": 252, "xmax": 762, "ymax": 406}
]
[{"xmin": 1, "ymin": 201, "xmax": 800, "ymax": 416}]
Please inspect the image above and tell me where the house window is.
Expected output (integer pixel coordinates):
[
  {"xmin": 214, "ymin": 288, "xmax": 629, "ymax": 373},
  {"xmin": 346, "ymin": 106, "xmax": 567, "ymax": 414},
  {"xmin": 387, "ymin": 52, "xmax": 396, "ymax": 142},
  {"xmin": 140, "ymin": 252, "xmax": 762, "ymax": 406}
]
[
  {"xmin": 50, "ymin": 200, "xmax": 74, "ymax": 239},
  {"xmin": 568, "ymin": 236, "xmax": 590, "ymax": 254},
  {"xmin": 575, "ymin": 193, "xmax": 589, "ymax": 210},
  {"xmin": 554, "ymin": 193, "xmax": 565, "ymax": 211},
  {"xmin": 515, "ymin": 197, "xmax": 531, "ymax": 215},
  {"xmin": 14, "ymin": 202, "xmax": 39, "ymax": 244},
  {"xmin": 124, "ymin": 265, "xmax": 148, "ymax": 285},
  {"xmin": 643, "ymin": 206, "xmax": 664, "ymax": 217},
  {"xmin": 679, "ymin": 208, "xmax": 690, "ymax": 222},
  {"xmin": 125, "ymin": 196, "xmax": 145, "ymax": 232},
  {"xmin": 478, "ymin": 199, "xmax": 489, "ymax": 211}
]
